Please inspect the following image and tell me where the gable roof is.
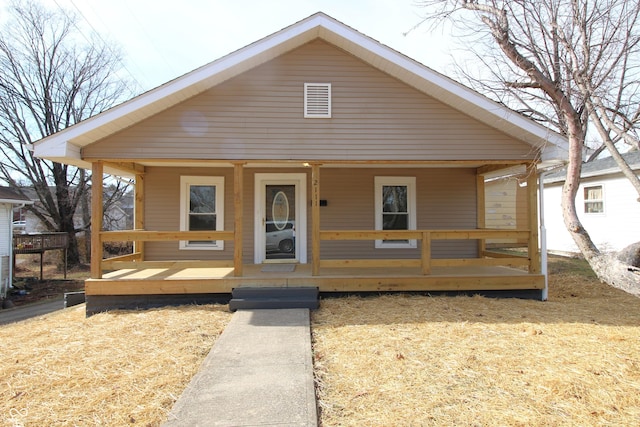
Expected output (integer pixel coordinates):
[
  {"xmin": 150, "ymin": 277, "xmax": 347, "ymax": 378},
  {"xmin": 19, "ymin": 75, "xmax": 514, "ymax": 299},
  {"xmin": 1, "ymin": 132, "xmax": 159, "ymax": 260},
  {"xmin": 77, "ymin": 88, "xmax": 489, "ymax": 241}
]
[
  {"xmin": 545, "ymin": 150, "xmax": 640, "ymax": 184},
  {"xmin": 0, "ymin": 187, "xmax": 34, "ymax": 205},
  {"xmin": 33, "ymin": 12, "xmax": 568, "ymax": 175}
]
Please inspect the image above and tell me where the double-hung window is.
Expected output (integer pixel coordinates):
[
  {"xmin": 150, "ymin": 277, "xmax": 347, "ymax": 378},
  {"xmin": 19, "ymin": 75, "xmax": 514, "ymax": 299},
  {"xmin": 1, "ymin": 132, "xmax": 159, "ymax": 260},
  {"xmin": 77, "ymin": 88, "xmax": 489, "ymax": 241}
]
[
  {"xmin": 584, "ymin": 185, "xmax": 604, "ymax": 214},
  {"xmin": 179, "ymin": 176, "xmax": 224, "ymax": 250},
  {"xmin": 374, "ymin": 177, "xmax": 417, "ymax": 248}
]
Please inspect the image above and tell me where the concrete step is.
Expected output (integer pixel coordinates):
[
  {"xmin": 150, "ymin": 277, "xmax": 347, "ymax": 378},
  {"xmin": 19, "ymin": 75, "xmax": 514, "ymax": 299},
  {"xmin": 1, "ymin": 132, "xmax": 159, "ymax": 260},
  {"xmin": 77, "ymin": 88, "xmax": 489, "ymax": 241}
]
[{"xmin": 229, "ymin": 287, "xmax": 319, "ymax": 311}]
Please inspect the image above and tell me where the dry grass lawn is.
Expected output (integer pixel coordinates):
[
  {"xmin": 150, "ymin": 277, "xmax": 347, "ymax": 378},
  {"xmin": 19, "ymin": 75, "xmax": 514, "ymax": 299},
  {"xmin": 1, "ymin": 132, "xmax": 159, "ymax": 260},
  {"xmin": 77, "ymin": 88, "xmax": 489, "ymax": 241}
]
[
  {"xmin": 1, "ymin": 257, "xmax": 639, "ymax": 426},
  {"xmin": 0, "ymin": 304, "xmax": 231, "ymax": 426},
  {"xmin": 312, "ymin": 260, "xmax": 640, "ymax": 426}
]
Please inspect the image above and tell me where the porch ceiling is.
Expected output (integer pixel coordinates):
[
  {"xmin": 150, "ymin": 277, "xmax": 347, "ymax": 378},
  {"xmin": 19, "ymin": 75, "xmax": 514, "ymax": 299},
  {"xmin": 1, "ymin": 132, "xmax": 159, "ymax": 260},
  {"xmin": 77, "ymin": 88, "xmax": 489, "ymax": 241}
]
[{"xmin": 107, "ymin": 159, "xmax": 520, "ymax": 174}]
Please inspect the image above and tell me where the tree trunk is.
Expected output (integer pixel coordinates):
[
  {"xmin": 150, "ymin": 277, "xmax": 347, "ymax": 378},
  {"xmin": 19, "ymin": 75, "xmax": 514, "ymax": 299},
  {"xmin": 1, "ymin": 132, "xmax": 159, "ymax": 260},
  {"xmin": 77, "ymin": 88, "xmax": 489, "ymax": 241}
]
[
  {"xmin": 53, "ymin": 163, "xmax": 81, "ymax": 267},
  {"xmin": 562, "ymin": 124, "xmax": 640, "ymax": 295}
]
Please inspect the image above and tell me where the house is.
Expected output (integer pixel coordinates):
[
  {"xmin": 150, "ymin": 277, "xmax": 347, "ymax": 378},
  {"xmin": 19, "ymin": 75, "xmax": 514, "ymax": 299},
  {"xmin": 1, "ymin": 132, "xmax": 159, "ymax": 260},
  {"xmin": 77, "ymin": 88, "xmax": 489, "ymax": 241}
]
[
  {"xmin": 33, "ymin": 13, "xmax": 568, "ymax": 313},
  {"xmin": 543, "ymin": 151, "xmax": 640, "ymax": 255},
  {"xmin": 11, "ymin": 187, "xmax": 133, "ymax": 235},
  {"xmin": 0, "ymin": 187, "xmax": 33, "ymax": 301}
]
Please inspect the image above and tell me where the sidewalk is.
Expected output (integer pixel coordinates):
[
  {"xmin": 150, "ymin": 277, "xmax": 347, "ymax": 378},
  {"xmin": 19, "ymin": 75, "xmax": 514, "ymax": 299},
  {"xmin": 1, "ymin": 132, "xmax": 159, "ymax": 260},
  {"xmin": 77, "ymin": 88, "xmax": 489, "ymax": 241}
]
[
  {"xmin": 163, "ymin": 308, "xmax": 318, "ymax": 426},
  {"xmin": 0, "ymin": 299, "xmax": 65, "ymax": 325}
]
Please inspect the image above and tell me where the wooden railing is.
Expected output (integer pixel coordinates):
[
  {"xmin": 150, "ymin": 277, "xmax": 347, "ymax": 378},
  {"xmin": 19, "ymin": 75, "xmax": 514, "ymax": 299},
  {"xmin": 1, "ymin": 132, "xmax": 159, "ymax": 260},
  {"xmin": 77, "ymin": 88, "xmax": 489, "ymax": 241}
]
[
  {"xmin": 96, "ymin": 230, "xmax": 235, "ymax": 277},
  {"xmin": 317, "ymin": 229, "xmax": 533, "ymax": 275},
  {"xmin": 94, "ymin": 228, "xmax": 536, "ymax": 278}
]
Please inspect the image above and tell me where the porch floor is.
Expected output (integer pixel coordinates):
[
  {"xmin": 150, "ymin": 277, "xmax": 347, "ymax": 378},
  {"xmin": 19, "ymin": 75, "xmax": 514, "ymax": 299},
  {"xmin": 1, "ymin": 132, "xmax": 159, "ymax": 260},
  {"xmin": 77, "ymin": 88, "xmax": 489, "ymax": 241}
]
[{"xmin": 86, "ymin": 264, "xmax": 545, "ymax": 296}]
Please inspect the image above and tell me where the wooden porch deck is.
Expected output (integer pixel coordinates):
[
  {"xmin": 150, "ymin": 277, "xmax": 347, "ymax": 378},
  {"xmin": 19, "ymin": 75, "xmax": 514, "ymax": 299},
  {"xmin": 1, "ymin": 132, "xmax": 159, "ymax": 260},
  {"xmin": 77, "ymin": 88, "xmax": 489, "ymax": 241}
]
[{"xmin": 86, "ymin": 264, "xmax": 545, "ymax": 296}]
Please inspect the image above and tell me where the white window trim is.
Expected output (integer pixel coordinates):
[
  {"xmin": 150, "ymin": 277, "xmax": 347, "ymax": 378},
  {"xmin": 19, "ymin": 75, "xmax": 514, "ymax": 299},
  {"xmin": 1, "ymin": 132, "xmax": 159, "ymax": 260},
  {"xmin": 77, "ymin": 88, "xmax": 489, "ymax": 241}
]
[
  {"xmin": 583, "ymin": 183, "xmax": 605, "ymax": 215},
  {"xmin": 374, "ymin": 176, "xmax": 417, "ymax": 249},
  {"xmin": 179, "ymin": 176, "xmax": 225, "ymax": 250},
  {"xmin": 304, "ymin": 83, "xmax": 332, "ymax": 118}
]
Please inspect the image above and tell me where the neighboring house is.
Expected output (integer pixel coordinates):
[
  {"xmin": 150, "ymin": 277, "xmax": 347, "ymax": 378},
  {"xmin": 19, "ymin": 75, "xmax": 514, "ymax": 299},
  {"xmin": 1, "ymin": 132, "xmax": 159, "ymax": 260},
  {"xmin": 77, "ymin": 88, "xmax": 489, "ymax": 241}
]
[
  {"xmin": 543, "ymin": 151, "xmax": 640, "ymax": 254},
  {"xmin": 10, "ymin": 187, "xmax": 133, "ymax": 234},
  {"xmin": 0, "ymin": 187, "xmax": 34, "ymax": 299},
  {"xmin": 33, "ymin": 13, "xmax": 568, "ymax": 312}
]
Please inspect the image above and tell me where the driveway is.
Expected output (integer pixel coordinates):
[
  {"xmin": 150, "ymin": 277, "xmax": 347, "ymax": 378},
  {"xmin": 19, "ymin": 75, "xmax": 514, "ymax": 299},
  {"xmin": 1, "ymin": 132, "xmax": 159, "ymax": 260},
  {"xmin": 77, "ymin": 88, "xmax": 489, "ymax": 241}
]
[{"xmin": 0, "ymin": 299, "xmax": 65, "ymax": 325}]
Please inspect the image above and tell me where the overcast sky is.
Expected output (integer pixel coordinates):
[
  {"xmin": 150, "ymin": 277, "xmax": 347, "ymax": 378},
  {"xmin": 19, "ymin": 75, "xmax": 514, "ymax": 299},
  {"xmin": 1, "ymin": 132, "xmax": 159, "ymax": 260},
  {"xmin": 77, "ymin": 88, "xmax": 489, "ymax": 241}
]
[{"xmin": 1, "ymin": 0, "xmax": 459, "ymax": 91}]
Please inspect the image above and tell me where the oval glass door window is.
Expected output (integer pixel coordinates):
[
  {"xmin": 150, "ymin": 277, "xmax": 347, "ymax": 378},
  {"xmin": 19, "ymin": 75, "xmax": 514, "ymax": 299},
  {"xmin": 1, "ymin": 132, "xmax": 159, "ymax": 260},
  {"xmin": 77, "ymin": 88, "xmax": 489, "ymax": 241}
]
[{"xmin": 271, "ymin": 191, "xmax": 290, "ymax": 231}]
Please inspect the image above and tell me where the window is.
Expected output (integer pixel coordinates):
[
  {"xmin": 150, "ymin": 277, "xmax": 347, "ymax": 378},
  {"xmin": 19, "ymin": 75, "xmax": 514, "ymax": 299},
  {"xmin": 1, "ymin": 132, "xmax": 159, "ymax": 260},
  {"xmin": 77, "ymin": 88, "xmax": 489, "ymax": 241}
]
[
  {"xmin": 179, "ymin": 176, "xmax": 224, "ymax": 250},
  {"xmin": 304, "ymin": 83, "xmax": 331, "ymax": 118},
  {"xmin": 374, "ymin": 177, "xmax": 417, "ymax": 248},
  {"xmin": 584, "ymin": 185, "xmax": 604, "ymax": 214}
]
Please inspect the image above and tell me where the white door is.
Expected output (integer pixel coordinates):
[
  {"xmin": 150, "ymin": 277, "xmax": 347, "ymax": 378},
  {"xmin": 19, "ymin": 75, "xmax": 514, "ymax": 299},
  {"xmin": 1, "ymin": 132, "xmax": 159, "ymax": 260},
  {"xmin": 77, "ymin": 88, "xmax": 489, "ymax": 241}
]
[{"xmin": 254, "ymin": 173, "xmax": 307, "ymax": 264}]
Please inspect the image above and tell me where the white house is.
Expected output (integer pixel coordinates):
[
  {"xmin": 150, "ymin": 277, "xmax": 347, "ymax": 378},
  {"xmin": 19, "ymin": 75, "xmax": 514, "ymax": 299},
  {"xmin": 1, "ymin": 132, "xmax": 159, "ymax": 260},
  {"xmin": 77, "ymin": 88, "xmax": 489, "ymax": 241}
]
[
  {"xmin": 543, "ymin": 151, "xmax": 640, "ymax": 254},
  {"xmin": 0, "ymin": 187, "xmax": 34, "ymax": 300}
]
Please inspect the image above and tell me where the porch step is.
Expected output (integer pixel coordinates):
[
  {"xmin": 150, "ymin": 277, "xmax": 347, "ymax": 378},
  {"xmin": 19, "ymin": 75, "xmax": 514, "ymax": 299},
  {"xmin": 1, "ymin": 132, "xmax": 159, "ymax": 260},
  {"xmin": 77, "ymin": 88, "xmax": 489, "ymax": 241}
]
[{"xmin": 229, "ymin": 287, "xmax": 319, "ymax": 311}]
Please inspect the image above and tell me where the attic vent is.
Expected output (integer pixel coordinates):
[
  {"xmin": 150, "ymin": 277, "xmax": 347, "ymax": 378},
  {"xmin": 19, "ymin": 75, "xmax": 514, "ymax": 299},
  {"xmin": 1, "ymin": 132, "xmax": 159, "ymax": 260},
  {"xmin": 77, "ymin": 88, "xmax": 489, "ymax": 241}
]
[{"xmin": 304, "ymin": 83, "xmax": 331, "ymax": 118}]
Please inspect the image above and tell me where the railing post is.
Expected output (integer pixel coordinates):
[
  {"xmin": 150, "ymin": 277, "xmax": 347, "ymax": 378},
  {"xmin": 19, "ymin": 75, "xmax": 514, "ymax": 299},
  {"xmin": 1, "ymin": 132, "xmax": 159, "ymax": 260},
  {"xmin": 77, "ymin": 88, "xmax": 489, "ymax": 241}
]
[
  {"xmin": 91, "ymin": 161, "xmax": 104, "ymax": 279},
  {"xmin": 527, "ymin": 163, "xmax": 541, "ymax": 273},
  {"xmin": 476, "ymin": 173, "xmax": 486, "ymax": 256},
  {"xmin": 311, "ymin": 164, "xmax": 321, "ymax": 276},
  {"xmin": 134, "ymin": 168, "xmax": 145, "ymax": 259},
  {"xmin": 421, "ymin": 231, "xmax": 431, "ymax": 275},
  {"xmin": 233, "ymin": 162, "xmax": 244, "ymax": 277}
]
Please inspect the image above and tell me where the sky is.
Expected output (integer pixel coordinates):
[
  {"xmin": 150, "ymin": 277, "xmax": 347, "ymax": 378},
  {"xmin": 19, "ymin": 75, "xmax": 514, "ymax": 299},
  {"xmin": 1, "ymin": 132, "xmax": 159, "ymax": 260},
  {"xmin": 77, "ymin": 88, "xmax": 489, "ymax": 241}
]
[{"xmin": 0, "ymin": 0, "xmax": 459, "ymax": 92}]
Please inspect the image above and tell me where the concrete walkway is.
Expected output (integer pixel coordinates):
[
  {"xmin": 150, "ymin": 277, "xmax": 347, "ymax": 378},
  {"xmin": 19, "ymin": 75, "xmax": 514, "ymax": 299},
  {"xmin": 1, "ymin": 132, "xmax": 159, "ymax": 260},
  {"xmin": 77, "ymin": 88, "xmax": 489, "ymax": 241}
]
[
  {"xmin": 163, "ymin": 308, "xmax": 318, "ymax": 427},
  {"xmin": 0, "ymin": 299, "xmax": 65, "ymax": 325}
]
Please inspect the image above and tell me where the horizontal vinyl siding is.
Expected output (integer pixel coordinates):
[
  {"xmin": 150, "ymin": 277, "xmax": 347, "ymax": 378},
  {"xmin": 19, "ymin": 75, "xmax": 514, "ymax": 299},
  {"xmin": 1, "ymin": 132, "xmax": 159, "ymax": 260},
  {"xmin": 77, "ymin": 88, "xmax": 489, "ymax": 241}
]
[
  {"xmin": 545, "ymin": 174, "xmax": 640, "ymax": 253},
  {"xmin": 84, "ymin": 40, "xmax": 535, "ymax": 162},
  {"xmin": 144, "ymin": 166, "xmax": 477, "ymax": 261},
  {"xmin": 144, "ymin": 167, "xmax": 236, "ymax": 261},
  {"xmin": 319, "ymin": 168, "xmax": 477, "ymax": 259}
]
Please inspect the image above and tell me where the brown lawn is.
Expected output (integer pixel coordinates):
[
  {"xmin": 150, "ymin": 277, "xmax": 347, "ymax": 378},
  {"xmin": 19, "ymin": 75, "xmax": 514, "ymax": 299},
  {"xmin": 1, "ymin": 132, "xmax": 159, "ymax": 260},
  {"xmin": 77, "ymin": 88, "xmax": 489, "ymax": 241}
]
[
  {"xmin": 0, "ymin": 305, "xmax": 231, "ymax": 426},
  {"xmin": 312, "ymin": 259, "xmax": 640, "ymax": 426},
  {"xmin": 1, "ymin": 257, "xmax": 639, "ymax": 426}
]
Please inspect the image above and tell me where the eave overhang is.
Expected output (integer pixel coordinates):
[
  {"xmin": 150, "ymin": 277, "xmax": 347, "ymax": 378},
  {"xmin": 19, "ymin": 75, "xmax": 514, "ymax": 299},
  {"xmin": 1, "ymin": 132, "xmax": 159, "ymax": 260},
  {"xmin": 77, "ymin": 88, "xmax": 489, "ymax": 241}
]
[{"xmin": 33, "ymin": 12, "xmax": 569, "ymax": 175}]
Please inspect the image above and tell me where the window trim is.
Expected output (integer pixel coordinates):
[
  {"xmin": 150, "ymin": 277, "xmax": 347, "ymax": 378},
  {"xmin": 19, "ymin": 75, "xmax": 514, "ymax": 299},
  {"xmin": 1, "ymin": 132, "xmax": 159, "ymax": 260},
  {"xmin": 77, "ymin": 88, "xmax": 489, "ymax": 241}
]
[
  {"xmin": 179, "ymin": 176, "xmax": 225, "ymax": 250},
  {"xmin": 374, "ymin": 176, "xmax": 417, "ymax": 249},
  {"xmin": 583, "ymin": 184, "xmax": 605, "ymax": 215}
]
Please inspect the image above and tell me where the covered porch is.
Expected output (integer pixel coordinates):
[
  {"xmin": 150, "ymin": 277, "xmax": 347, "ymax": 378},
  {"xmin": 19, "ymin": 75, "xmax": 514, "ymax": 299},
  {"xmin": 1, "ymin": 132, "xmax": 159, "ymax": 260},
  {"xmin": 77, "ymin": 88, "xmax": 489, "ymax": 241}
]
[
  {"xmin": 88, "ymin": 263, "xmax": 544, "ymax": 295},
  {"xmin": 88, "ymin": 160, "xmax": 545, "ymax": 299}
]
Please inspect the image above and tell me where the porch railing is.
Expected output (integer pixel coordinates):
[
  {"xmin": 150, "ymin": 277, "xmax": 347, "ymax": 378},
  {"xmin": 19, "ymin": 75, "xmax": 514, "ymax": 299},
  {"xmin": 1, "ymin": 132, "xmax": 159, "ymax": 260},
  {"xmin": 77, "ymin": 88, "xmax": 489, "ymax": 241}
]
[
  {"xmin": 317, "ymin": 229, "xmax": 532, "ymax": 275},
  {"xmin": 94, "ymin": 228, "xmax": 535, "ymax": 278}
]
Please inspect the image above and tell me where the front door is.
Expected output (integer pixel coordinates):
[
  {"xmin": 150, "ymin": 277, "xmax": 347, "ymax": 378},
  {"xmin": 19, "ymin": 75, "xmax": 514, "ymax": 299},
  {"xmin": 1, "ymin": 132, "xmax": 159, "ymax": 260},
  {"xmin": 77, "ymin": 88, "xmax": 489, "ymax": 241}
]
[{"xmin": 254, "ymin": 173, "xmax": 307, "ymax": 264}]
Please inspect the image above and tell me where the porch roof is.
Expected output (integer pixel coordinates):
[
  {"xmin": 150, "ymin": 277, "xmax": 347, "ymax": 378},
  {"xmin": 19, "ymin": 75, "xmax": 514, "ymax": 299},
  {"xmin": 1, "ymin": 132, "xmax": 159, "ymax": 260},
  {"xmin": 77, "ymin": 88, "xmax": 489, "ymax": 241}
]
[{"xmin": 34, "ymin": 12, "xmax": 568, "ymax": 176}]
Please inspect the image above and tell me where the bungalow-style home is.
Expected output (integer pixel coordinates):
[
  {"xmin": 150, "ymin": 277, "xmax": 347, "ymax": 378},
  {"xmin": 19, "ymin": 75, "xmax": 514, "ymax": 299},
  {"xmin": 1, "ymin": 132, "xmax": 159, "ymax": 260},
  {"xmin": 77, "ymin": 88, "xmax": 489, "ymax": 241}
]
[
  {"xmin": 33, "ymin": 13, "xmax": 568, "ymax": 313},
  {"xmin": 543, "ymin": 151, "xmax": 640, "ymax": 255},
  {"xmin": 0, "ymin": 187, "xmax": 33, "ymax": 301}
]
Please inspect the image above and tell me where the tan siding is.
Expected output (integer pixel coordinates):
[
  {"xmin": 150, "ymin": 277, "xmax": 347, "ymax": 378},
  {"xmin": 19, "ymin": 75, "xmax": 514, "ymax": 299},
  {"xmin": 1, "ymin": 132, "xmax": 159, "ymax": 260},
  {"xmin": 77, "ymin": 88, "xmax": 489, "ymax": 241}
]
[
  {"xmin": 143, "ymin": 166, "xmax": 477, "ymax": 262},
  {"xmin": 144, "ymin": 167, "xmax": 236, "ymax": 261},
  {"xmin": 84, "ymin": 40, "xmax": 535, "ymax": 162},
  {"xmin": 319, "ymin": 168, "xmax": 477, "ymax": 260}
]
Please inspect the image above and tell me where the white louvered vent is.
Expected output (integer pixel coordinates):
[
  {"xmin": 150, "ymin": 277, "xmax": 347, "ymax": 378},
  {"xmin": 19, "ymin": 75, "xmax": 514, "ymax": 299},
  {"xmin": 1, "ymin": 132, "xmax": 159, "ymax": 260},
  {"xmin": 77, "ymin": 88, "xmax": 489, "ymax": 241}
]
[{"xmin": 304, "ymin": 83, "xmax": 331, "ymax": 118}]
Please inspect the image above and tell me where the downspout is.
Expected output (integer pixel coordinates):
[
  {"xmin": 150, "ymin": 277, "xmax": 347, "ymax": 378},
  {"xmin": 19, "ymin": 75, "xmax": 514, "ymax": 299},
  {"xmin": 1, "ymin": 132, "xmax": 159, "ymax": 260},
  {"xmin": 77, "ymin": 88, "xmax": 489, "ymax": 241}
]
[{"xmin": 538, "ymin": 173, "xmax": 548, "ymax": 301}]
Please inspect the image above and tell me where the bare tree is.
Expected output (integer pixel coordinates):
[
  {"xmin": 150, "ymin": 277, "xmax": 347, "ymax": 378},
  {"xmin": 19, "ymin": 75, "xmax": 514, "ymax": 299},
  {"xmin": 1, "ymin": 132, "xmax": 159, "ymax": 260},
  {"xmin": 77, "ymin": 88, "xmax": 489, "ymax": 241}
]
[
  {"xmin": 0, "ymin": 0, "xmax": 131, "ymax": 267},
  {"xmin": 414, "ymin": 0, "xmax": 640, "ymax": 292}
]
